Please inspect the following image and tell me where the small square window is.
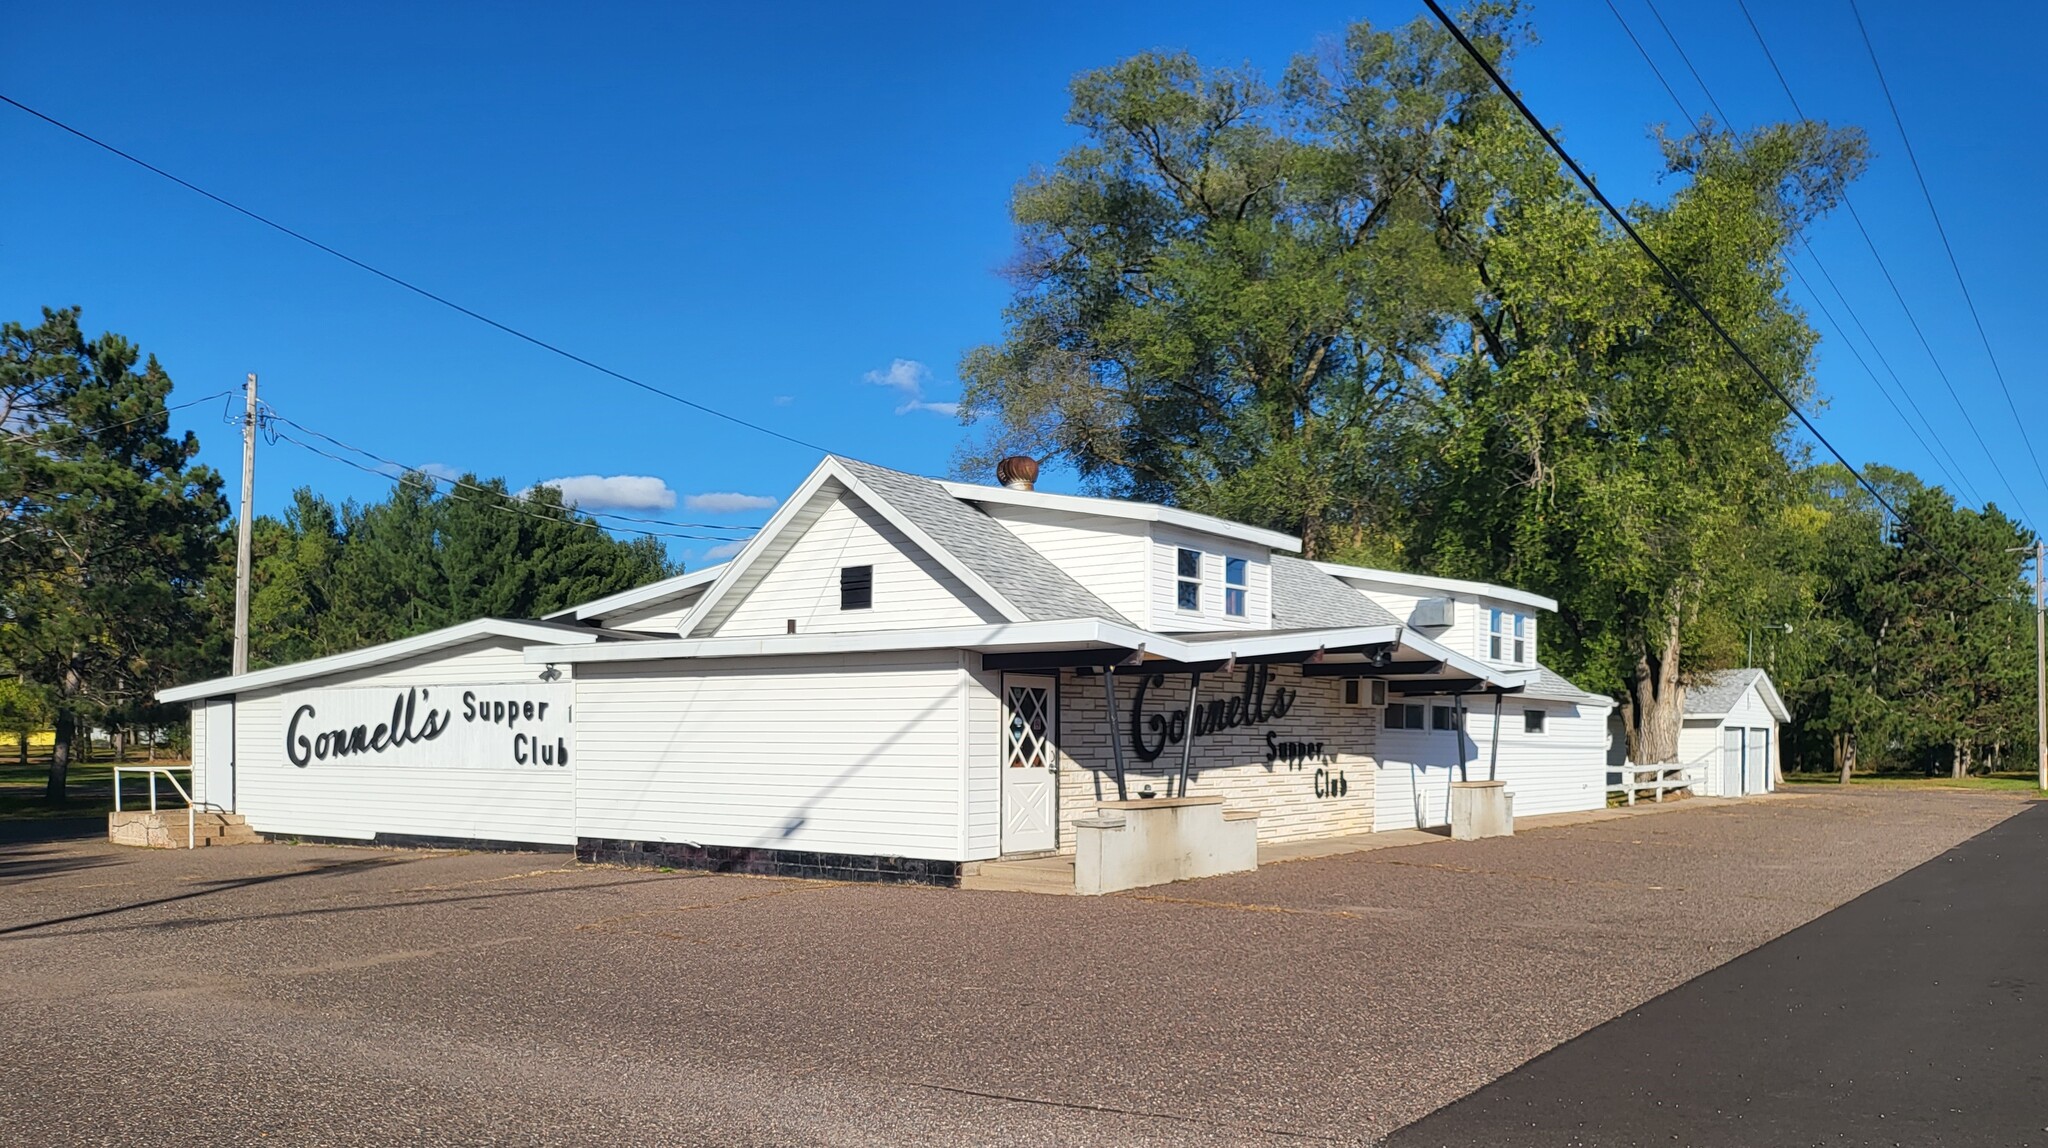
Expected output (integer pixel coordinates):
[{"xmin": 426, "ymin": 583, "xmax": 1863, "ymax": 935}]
[
  {"xmin": 1384, "ymin": 703, "xmax": 1426, "ymax": 730},
  {"xmin": 840, "ymin": 564, "xmax": 873, "ymax": 610},
  {"xmin": 1432, "ymin": 705, "xmax": 1460, "ymax": 731},
  {"xmin": 1524, "ymin": 708, "xmax": 1546, "ymax": 734},
  {"xmin": 1383, "ymin": 705, "xmax": 1403, "ymax": 729}
]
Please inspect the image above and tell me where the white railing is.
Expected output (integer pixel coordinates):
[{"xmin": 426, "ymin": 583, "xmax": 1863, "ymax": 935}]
[
  {"xmin": 1608, "ymin": 763, "xmax": 1693, "ymax": 805},
  {"xmin": 112, "ymin": 765, "xmax": 197, "ymax": 849}
]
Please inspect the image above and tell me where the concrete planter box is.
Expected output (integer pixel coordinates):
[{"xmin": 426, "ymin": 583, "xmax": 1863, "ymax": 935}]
[
  {"xmin": 1073, "ymin": 796, "xmax": 1258, "ymax": 895},
  {"xmin": 1450, "ymin": 780, "xmax": 1513, "ymax": 840}
]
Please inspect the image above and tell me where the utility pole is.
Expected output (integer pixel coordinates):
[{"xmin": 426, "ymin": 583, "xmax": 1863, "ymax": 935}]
[
  {"xmin": 232, "ymin": 373, "xmax": 257, "ymax": 677},
  {"xmin": 2037, "ymin": 540, "xmax": 2045, "ymax": 791}
]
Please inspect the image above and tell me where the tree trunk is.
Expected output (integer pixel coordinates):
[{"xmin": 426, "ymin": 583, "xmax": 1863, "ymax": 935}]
[
  {"xmin": 1952, "ymin": 739, "xmax": 1968, "ymax": 780},
  {"xmin": 46, "ymin": 710, "xmax": 73, "ymax": 800},
  {"xmin": 114, "ymin": 727, "xmax": 127, "ymax": 763},
  {"xmin": 1838, "ymin": 732, "xmax": 1856, "ymax": 785},
  {"xmin": 1624, "ymin": 606, "xmax": 1685, "ymax": 763},
  {"xmin": 15, "ymin": 730, "xmax": 24, "ymax": 767}
]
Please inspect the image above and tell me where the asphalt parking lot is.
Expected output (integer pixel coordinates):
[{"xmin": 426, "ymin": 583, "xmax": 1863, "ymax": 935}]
[{"xmin": 0, "ymin": 789, "xmax": 2024, "ymax": 1146}]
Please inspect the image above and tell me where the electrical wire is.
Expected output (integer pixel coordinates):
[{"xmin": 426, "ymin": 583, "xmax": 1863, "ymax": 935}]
[
  {"xmin": 1842, "ymin": 0, "xmax": 2048, "ymax": 493},
  {"xmin": 261, "ymin": 408, "xmax": 762, "ymax": 534},
  {"xmin": 1420, "ymin": 0, "xmax": 2021, "ymax": 606},
  {"xmin": 0, "ymin": 92, "xmax": 833, "ymax": 457},
  {"xmin": 1728, "ymin": 0, "xmax": 2043, "ymax": 530},
  {"xmin": 1601, "ymin": 0, "xmax": 1982, "ymax": 506}
]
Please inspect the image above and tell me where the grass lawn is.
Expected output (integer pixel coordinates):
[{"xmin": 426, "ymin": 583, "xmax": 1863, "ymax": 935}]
[
  {"xmin": 1783, "ymin": 771, "xmax": 2046, "ymax": 794},
  {"xmin": 0, "ymin": 753, "xmax": 192, "ymax": 821}
]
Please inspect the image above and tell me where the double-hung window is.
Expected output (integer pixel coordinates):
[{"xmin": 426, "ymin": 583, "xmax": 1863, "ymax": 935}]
[
  {"xmin": 1489, "ymin": 609, "xmax": 1504, "ymax": 660},
  {"xmin": 1176, "ymin": 548, "xmax": 1202, "ymax": 611},
  {"xmin": 1513, "ymin": 614, "xmax": 1526, "ymax": 664},
  {"xmin": 1224, "ymin": 556, "xmax": 1247, "ymax": 617}
]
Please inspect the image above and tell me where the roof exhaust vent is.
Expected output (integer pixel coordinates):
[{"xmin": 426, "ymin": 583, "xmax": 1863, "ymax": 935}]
[{"xmin": 996, "ymin": 456, "xmax": 1040, "ymax": 491}]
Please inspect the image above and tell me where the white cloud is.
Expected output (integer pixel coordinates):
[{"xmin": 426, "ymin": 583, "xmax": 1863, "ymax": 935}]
[
  {"xmin": 684, "ymin": 491, "xmax": 779, "ymax": 513},
  {"xmin": 701, "ymin": 539, "xmax": 749, "ymax": 561},
  {"xmin": 863, "ymin": 358, "xmax": 931, "ymax": 393},
  {"xmin": 534, "ymin": 474, "xmax": 678, "ymax": 511},
  {"xmin": 416, "ymin": 462, "xmax": 463, "ymax": 482},
  {"xmin": 772, "ymin": 395, "xmax": 794, "ymax": 406},
  {"xmin": 863, "ymin": 358, "xmax": 959, "ymax": 417}
]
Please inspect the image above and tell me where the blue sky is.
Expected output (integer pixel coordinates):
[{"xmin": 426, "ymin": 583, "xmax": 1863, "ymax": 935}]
[{"xmin": 6, "ymin": 1, "xmax": 2042, "ymax": 567}]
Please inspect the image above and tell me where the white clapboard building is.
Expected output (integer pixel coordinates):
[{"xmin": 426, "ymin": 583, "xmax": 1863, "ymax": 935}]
[
  {"xmin": 1676, "ymin": 668, "xmax": 1788, "ymax": 797},
  {"xmin": 161, "ymin": 455, "xmax": 1617, "ymax": 883}
]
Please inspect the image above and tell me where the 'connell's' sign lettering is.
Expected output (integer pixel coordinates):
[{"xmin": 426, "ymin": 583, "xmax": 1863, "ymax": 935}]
[
  {"xmin": 1129, "ymin": 664, "xmax": 1298, "ymax": 762},
  {"xmin": 284, "ymin": 684, "xmax": 571, "ymax": 769}
]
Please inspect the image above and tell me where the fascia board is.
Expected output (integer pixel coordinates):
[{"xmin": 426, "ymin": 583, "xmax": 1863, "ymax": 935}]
[
  {"xmin": 543, "ymin": 563, "xmax": 727, "ymax": 622},
  {"xmin": 157, "ymin": 620, "xmax": 599, "ymax": 703},
  {"xmin": 1312, "ymin": 561, "xmax": 1559, "ymax": 614},
  {"xmin": 941, "ymin": 481, "xmax": 1302, "ymax": 552},
  {"xmin": 672, "ymin": 461, "xmax": 843, "ymax": 637},
  {"xmin": 525, "ymin": 618, "xmax": 1152, "ymax": 665}
]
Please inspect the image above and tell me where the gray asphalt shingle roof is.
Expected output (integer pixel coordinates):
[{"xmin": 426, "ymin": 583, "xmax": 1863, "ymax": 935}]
[
  {"xmin": 834, "ymin": 457, "xmax": 1132, "ymax": 625},
  {"xmin": 1270, "ymin": 554, "xmax": 1403, "ymax": 629},
  {"xmin": 1685, "ymin": 668, "xmax": 1786, "ymax": 720}
]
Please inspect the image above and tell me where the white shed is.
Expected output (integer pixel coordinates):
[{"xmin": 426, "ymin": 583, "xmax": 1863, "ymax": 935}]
[{"xmin": 1676, "ymin": 668, "xmax": 1789, "ymax": 797}]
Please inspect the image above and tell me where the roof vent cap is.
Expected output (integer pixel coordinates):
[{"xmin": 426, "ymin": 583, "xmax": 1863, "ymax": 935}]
[{"xmin": 996, "ymin": 456, "xmax": 1040, "ymax": 491}]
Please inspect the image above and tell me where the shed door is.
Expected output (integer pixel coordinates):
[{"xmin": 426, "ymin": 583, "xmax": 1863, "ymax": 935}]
[
  {"xmin": 1721, "ymin": 726, "xmax": 1744, "ymax": 798},
  {"xmin": 201, "ymin": 699, "xmax": 235, "ymax": 811},
  {"xmin": 1000, "ymin": 675, "xmax": 1057, "ymax": 854},
  {"xmin": 1749, "ymin": 727, "xmax": 1771, "ymax": 794}
]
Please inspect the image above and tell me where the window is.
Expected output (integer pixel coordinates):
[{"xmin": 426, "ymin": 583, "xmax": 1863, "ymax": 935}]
[
  {"xmin": 1432, "ymin": 705, "xmax": 1460, "ymax": 731},
  {"xmin": 1384, "ymin": 703, "xmax": 1426, "ymax": 730},
  {"xmin": 1489, "ymin": 608, "xmax": 1504, "ymax": 660},
  {"xmin": 839, "ymin": 564, "xmax": 873, "ymax": 610},
  {"xmin": 1523, "ymin": 708, "xmax": 1546, "ymax": 734},
  {"xmin": 1513, "ymin": 613, "xmax": 1526, "ymax": 664},
  {"xmin": 1342, "ymin": 679, "xmax": 1385, "ymax": 707},
  {"xmin": 1224, "ymin": 556, "xmax": 1247, "ymax": 617},
  {"xmin": 1176, "ymin": 548, "xmax": 1202, "ymax": 611}
]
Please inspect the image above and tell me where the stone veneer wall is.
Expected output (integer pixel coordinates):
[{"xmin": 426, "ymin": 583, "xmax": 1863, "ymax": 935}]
[{"xmin": 1053, "ymin": 664, "xmax": 1377, "ymax": 850}]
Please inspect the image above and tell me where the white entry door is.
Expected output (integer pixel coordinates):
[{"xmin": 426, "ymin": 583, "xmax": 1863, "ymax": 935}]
[
  {"xmin": 202, "ymin": 699, "xmax": 235, "ymax": 811},
  {"xmin": 1001, "ymin": 675, "xmax": 1057, "ymax": 854},
  {"xmin": 1721, "ymin": 726, "xmax": 1744, "ymax": 797}
]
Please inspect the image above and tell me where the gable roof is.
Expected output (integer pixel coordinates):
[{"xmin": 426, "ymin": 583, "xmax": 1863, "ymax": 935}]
[
  {"xmin": 1523, "ymin": 665, "xmax": 1615, "ymax": 708},
  {"xmin": 1684, "ymin": 668, "xmax": 1790, "ymax": 722},
  {"xmin": 157, "ymin": 618, "xmax": 651, "ymax": 704},
  {"xmin": 542, "ymin": 563, "xmax": 727, "ymax": 624},
  {"xmin": 939, "ymin": 480, "xmax": 1303, "ymax": 552},
  {"xmin": 681, "ymin": 456, "xmax": 1131, "ymax": 635}
]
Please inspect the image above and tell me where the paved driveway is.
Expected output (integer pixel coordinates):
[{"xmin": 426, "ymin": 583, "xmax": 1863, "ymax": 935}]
[{"xmin": 0, "ymin": 790, "xmax": 2023, "ymax": 1146}]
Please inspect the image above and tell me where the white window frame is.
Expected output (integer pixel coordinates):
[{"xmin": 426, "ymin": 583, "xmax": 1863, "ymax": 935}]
[
  {"xmin": 1512, "ymin": 613, "xmax": 1527, "ymax": 664},
  {"xmin": 1523, "ymin": 708, "xmax": 1546, "ymax": 734},
  {"xmin": 1175, "ymin": 547, "xmax": 1203, "ymax": 613},
  {"xmin": 1489, "ymin": 608, "xmax": 1504, "ymax": 660},
  {"xmin": 1223, "ymin": 555, "xmax": 1248, "ymax": 617}
]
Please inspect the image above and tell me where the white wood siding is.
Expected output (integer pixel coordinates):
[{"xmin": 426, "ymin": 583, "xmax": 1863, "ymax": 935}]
[
  {"xmin": 228, "ymin": 640, "xmax": 575, "ymax": 845},
  {"xmin": 1374, "ymin": 697, "xmax": 1607, "ymax": 830},
  {"xmin": 1148, "ymin": 524, "xmax": 1271, "ymax": 632},
  {"xmin": 572, "ymin": 651, "xmax": 976, "ymax": 860},
  {"xmin": 713, "ymin": 494, "xmax": 1003, "ymax": 637},
  {"xmin": 977, "ymin": 504, "xmax": 1150, "ymax": 625},
  {"xmin": 965, "ymin": 665, "xmax": 1002, "ymax": 859},
  {"xmin": 1678, "ymin": 682, "xmax": 1778, "ymax": 796},
  {"xmin": 188, "ymin": 703, "xmax": 209, "ymax": 806}
]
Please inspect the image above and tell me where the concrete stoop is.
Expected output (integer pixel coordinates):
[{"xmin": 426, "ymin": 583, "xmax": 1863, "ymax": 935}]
[{"xmin": 109, "ymin": 809, "xmax": 261, "ymax": 848}]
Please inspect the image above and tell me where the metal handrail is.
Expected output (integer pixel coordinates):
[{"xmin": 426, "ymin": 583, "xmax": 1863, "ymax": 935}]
[{"xmin": 112, "ymin": 765, "xmax": 197, "ymax": 849}]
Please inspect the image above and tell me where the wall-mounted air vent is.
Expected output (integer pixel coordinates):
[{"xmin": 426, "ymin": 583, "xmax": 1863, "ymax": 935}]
[{"xmin": 1410, "ymin": 597, "xmax": 1454, "ymax": 628}]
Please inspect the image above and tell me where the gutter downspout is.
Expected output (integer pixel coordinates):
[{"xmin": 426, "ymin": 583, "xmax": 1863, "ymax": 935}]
[
  {"xmin": 1103, "ymin": 667, "xmax": 1129, "ymax": 801},
  {"xmin": 1489, "ymin": 690, "xmax": 1503, "ymax": 782},
  {"xmin": 1178, "ymin": 672, "xmax": 1201, "ymax": 798}
]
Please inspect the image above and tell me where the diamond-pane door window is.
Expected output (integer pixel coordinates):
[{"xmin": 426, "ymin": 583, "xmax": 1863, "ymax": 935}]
[{"xmin": 1006, "ymin": 686, "xmax": 1050, "ymax": 768}]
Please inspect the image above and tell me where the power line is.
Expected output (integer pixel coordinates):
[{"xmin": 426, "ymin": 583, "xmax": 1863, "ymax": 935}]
[
  {"xmin": 267, "ymin": 425, "xmax": 747, "ymax": 544},
  {"xmin": 262, "ymin": 409, "xmax": 762, "ymax": 535},
  {"xmin": 1601, "ymin": 0, "xmax": 1982, "ymax": 506},
  {"xmin": 0, "ymin": 92, "xmax": 833, "ymax": 458},
  {"xmin": 1421, "ymin": 2, "xmax": 1907, "ymax": 520},
  {"xmin": 1843, "ymin": 0, "xmax": 2048, "ymax": 493},
  {"xmin": 1728, "ymin": 0, "xmax": 2043, "ymax": 530},
  {"xmin": 1419, "ymin": 0, "xmax": 2021, "ymax": 607}
]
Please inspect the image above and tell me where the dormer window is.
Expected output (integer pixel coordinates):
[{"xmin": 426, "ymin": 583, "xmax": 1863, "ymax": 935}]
[
  {"xmin": 1513, "ymin": 614, "xmax": 1526, "ymax": 664},
  {"xmin": 840, "ymin": 564, "xmax": 872, "ymax": 610},
  {"xmin": 1224, "ymin": 557, "xmax": 1247, "ymax": 617},
  {"xmin": 1490, "ymin": 609, "xmax": 1529, "ymax": 663},
  {"xmin": 1489, "ymin": 609, "xmax": 1504, "ymax": 659},
  {"xmin": 1176, "ymin": 548, "xmax": 1202, "ymax": 611}
]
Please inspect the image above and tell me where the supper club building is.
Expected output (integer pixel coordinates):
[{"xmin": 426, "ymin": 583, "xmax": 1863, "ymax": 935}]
[{"xmin": 158, "ymin": 455, "xmax": 1615, "ymax": 885}]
